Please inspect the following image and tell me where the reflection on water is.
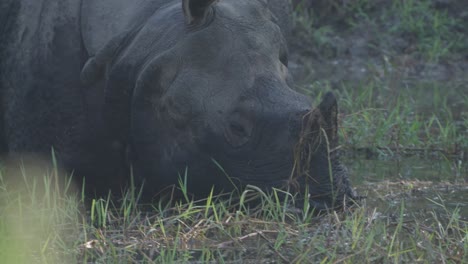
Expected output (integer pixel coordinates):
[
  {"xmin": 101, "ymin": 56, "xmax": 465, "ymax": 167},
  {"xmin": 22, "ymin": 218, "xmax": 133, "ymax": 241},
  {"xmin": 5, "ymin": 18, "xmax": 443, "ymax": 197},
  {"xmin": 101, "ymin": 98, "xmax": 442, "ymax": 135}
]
[{"xmin": 345, "ymin": 155, "xmax": 468, "ymax": 219}]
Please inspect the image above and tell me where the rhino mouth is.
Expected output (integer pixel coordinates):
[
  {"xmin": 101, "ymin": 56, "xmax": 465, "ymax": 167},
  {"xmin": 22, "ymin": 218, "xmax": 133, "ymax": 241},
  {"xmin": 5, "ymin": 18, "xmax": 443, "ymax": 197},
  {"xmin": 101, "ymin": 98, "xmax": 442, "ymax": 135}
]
[{"xmin": 226, "ymin": 157, "xmax": 295, "ymax": 187}]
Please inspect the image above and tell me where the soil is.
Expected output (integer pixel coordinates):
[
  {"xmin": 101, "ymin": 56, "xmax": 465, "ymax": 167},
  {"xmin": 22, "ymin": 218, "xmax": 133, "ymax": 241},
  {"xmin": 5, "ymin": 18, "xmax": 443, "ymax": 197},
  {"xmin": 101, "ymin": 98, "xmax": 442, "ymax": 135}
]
[{"xmin": 289, "ymin": 0, "xmax": 468, "ymax": 90}]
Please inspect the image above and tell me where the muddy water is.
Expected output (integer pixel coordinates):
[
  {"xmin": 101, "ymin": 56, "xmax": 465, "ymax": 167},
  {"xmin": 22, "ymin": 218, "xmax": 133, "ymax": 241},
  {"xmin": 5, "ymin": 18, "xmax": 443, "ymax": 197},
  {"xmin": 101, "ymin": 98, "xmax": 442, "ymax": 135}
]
[{"xmin": 346, "ymin": 156, "xmax": 468, "ymax": 219}]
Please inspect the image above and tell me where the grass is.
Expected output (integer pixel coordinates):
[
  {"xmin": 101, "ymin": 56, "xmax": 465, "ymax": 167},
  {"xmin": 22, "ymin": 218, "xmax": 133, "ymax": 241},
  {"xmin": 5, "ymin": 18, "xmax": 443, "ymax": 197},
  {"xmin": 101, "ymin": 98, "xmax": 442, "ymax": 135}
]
[
  {"xmin": 0, "ymin": 169, "xmax": 466, "ymax": 263},
  {"xmin": 292, "ymin": 0, "xmax": 467, "ymax": 62},
  {"xmin": 0, "ymin": 164, "xmax": 81, "ymax": 263},
  {"xmin": 297, "ymin": 78, "xmax": 466, "ymax": 160},
  {"xmin": 293, "ymin": 0, "xmax": 467, "ymax": 160},
  {"xmin": 1, "ymin": 0, "xmax": 467, "ymax": 263},
  {"xmin": 389, "ymin": 0, "xmax": 462, "ymax": 62},
  {"xmin": 338, "ymin": 81, "xmax": 466, "ymax": 157}
]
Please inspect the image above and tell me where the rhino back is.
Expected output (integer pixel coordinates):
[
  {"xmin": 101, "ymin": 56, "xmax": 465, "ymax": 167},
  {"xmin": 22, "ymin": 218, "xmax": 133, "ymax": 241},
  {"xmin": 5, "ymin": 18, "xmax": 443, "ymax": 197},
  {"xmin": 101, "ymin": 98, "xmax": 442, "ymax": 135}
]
[
  {"xmin": 0, "ymin": 0, "xmax": 20, "ymax": 153},
  {"xmin": 0, "ymin": 0, "xmax": 92, "ymax": 162},
  {"xmin": 81, "ymin": 0, "xmax": 169, "ymax": 56},
  {"xmin": 81, "ymin": 0, "xmax": 293, "ymax": 56}
]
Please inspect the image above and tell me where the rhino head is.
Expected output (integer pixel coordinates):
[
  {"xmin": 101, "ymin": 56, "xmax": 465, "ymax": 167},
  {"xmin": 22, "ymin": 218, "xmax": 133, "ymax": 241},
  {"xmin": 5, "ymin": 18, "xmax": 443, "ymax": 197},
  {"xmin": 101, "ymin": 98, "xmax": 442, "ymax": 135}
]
[{"xmin": 86, "ymin": 0, "xmax": 355, "ymax": 208}]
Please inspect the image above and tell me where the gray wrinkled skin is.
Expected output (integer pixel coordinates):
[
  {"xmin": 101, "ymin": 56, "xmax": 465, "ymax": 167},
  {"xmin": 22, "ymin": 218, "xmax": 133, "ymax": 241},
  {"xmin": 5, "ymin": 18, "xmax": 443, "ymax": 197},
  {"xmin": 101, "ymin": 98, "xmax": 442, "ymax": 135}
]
[
  {"xmin": 0, "ymin": 0, "xmax": 355, "ymax": 208},
  {"xmin": 267, "ymin": 0, "xmax": 293, "ymax": 40}
]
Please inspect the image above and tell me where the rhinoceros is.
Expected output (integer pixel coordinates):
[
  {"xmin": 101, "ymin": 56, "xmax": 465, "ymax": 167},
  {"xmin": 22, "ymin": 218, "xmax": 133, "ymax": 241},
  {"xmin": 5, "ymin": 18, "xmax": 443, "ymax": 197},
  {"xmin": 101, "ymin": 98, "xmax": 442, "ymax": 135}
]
[{"xmin": 0, "ymin": 0, "xmax": 355, "ymax": 208}]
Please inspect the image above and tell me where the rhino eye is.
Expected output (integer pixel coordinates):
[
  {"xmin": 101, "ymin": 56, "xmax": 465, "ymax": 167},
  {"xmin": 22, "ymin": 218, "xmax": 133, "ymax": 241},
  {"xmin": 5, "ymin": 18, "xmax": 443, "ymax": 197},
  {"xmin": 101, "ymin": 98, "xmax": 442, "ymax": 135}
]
[{"xmin": 225, "ymin": 117, "xmax": 253, "ymax": 148}]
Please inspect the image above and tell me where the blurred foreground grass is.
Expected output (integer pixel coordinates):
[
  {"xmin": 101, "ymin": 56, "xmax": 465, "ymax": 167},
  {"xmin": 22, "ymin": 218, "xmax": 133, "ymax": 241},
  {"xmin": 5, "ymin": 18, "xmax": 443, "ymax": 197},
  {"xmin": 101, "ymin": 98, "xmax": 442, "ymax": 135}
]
[{"xmin": 0, "ymin": 166, "xmax": 466, "ymax": 263}]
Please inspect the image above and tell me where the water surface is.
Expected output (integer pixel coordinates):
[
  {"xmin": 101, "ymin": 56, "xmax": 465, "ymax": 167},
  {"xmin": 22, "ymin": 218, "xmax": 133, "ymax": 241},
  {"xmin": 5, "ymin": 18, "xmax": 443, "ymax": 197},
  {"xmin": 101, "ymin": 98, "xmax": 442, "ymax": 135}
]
[{"xmin": 346, "ymin": 155, "xmax": 468, "ymax": 220}]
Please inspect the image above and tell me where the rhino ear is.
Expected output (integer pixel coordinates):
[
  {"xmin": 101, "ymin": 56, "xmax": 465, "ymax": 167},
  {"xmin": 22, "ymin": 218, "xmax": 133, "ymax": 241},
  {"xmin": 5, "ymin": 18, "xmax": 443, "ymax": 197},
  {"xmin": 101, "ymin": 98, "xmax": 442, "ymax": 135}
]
[
  {"xmin": 182, "ymin": 0, "xmax": 217, "ymax": 25},
  {"xmin": 318, "ymin": 92, "xmax": 339, "ymax": 142}
]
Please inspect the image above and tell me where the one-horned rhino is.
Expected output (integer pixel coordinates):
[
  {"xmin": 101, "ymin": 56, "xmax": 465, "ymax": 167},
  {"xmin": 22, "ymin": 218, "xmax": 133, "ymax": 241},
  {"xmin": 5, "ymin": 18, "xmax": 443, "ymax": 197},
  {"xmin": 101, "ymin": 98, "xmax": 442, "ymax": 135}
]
[{"xmin": 0, "ymin": 0, "xmax": 355, "ymax": 208}]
